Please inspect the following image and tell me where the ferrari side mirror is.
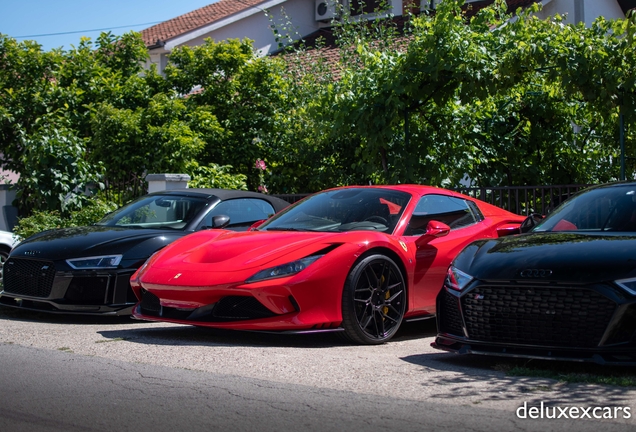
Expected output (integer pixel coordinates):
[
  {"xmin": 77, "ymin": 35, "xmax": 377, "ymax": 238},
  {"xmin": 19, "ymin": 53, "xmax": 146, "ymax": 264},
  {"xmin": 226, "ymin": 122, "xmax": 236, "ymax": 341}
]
[
  {"xmin": 425, "ymin": 220, "xmax": 451, "ymax": 238},
  {"xmin": 248, "ymin": 219, "xmax": 266, "ymax": 231},
  {"xmin": 415, "ymin": 220, "xmax": 451, "ymax": 247},
  {"xmin": 496, "ymin": 223, "xmax": 522, "ymax": 237}
]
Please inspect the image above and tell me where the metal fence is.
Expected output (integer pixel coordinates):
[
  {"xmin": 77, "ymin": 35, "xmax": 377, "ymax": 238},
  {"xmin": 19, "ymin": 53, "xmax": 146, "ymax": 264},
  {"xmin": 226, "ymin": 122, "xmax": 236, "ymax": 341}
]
[
  {"xmin": 275, "ymin": 184, "xmax": 595, "ymax": 216},
  {"xmin": 272, "ymin": 194, "xmax": 309, "ymax": 204},
  {"xmin": 455, "ymin": 184, "xmax": 593, "ymax": 215}
]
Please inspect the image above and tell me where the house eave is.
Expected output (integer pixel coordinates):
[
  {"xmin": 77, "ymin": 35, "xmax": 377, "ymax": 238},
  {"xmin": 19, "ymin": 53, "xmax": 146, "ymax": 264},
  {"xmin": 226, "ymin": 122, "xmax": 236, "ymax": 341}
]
[
  {"xmin": 163, "ymin": 0, "xmax": 288, "ymax": 50},
  {"xmin": 148, "ymin": 39, "xmax": 166, "ymax": 50}
]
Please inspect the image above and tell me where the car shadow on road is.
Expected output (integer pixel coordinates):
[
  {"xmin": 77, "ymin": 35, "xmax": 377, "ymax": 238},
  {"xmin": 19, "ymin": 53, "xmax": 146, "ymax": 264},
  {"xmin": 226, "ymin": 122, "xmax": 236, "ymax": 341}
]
[
  {"xmin": 96, "ymin": 318, "xmax": 439, "ymax": 349},
  {"xmin": 0, "ymin": 304, "xmax": 143, "ymax": 325},
  {"xmin": 402, "ymin": 351, "xmax": 636, "ymax": 405}
]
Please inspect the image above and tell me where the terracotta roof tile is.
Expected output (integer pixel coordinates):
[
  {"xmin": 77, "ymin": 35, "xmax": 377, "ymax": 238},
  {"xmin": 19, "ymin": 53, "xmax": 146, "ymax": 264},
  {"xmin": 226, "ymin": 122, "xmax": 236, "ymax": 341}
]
[{"xmin": 142, "ymin": 0, "xmax": 265, "ymax": 48}]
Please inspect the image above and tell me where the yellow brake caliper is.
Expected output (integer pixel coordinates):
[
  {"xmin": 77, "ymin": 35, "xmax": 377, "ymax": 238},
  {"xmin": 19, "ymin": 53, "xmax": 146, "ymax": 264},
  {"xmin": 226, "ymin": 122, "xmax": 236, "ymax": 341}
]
[{"xmin": 382, "ymin": 275, "xmax": 389, "ymax": 316}]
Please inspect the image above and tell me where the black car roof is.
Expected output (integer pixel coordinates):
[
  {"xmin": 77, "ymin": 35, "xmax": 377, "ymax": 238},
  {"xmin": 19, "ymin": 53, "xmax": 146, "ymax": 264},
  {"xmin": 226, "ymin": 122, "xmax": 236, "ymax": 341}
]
[
  {"xmin": 147, "ymin": 188, "xmax": 290, "ymax": 212},
  {"xmin": 586, "ymin": 181, "xmax": 636, "ymax": 191}
]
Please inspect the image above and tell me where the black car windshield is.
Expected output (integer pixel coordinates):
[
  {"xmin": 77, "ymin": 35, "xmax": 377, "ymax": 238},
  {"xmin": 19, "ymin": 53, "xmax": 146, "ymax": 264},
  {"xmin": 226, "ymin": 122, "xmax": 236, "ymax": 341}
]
[
  {"xmin": 534, "ymin": 185, "xmax": 636, "ymax": 233},
  {"xmin": 97, "ymin": 195, "xmax": 208, "ymax": 230},
  {"xmin": 258, "ymin": 188, "xmax": 411, "ymax": 233}
]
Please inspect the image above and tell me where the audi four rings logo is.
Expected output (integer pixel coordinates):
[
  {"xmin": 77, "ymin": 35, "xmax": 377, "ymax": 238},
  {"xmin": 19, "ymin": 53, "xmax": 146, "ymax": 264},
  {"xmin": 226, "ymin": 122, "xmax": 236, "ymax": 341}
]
[{"xmin": 519, "ymin": 269, "xmax": 553, "ymax": 278}]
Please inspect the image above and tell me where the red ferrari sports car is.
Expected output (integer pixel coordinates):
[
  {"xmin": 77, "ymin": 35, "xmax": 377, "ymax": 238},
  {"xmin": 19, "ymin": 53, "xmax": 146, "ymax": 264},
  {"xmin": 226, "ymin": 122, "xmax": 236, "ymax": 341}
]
[{"xmin": 131, "ymin": 185, "xmax": 524, "ymax": 344}]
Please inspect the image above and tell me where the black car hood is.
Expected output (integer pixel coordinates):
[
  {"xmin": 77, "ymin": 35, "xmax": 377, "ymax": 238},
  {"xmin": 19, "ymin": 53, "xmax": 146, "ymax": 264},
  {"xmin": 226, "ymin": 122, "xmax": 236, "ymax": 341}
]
[
  {"xmin": 11, "ymin": 225, "xmax": 188, "ymax": 264},
  {"xmin": 454, "ymin": 232, "xmax": 636, "ymax": 284}
]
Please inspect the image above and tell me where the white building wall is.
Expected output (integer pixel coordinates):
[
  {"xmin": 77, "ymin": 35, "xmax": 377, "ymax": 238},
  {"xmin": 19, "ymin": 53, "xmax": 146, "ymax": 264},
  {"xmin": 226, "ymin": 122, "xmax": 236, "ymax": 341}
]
[
  {"xmin": 184, "ymin": 0, "xmax": 317, "ymax": 56},
  {"xmin": 150, "ymin": 0, "xmax": 319, "ymax": 60},
  {"xmin": 537, "ymin": 0, "xmax": 574, "ymax": 22},
  {"xmin": 537, "ymin": 0, "xmax": 625, "ymax": 25},
  {"xmin": 583, "ymin": 0, "xmax": 625, "ymax": 23}
]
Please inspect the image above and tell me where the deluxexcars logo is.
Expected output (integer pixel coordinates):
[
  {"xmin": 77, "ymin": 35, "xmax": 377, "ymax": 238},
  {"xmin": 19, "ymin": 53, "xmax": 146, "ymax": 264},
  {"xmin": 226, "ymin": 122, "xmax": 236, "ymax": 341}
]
[
  {"xmin": 517, "ymin": 402, "xmax": 631, "ymax": 419},
  {"xmin": 519, "ymin": 269, "xmax": 553, "ymax": 278}
]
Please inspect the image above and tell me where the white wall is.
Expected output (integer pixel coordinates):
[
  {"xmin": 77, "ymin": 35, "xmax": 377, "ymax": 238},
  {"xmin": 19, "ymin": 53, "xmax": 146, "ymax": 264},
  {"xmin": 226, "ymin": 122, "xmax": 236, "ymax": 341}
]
[
  {"xmin": 537, "ymin": 0, "xmax": 625, "ymax": 25},
  {"xmin": 583, "ymin": 0, "xmax": 625, "ymax": 23},
  {"xmin": 184, "ymin": 0, "xmax": 318, "ymax": 56},
  {"xmin": 148, "ymin": 0, "xmax": 320, "ymax": 62}
]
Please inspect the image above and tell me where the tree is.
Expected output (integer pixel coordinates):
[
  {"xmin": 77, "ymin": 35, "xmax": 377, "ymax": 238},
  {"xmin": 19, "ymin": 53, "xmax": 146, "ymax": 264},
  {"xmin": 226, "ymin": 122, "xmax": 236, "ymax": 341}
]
[
  {"xmin": 4, "ymin": 0, "xmax": 636, "ymax": 220},
  {"xmin": 15, "ymin": 123, "xmax": 100, "ymax": 214},
  {"xmin": 90, "ymin": 93, "xmax": 213, "ymax": 204},
  {"xmin": 0, "ymin": 32, "xmax": 160, "ymax": 214},
  {"xmin": 291, "ymin": 0, "xmax": 636, "ymax": 187},
  {"xmin": 164, "ymin": 38, "xmax": 288, "ymax": 189}
]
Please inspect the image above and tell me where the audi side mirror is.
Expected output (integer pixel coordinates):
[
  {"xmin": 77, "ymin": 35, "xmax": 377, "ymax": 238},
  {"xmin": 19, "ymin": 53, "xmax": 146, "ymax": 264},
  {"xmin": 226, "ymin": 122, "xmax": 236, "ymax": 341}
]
[
  {"xmin": 212, "ymin": 215, "xmax": 230, "ymax": 229},
  {"xmin": 520, "ymin": 213, "xmax": 544, "ymax": 233}
]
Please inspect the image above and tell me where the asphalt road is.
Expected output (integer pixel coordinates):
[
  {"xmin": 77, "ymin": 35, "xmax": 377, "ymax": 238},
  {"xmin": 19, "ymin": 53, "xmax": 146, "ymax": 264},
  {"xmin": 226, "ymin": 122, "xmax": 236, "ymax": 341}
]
[{"xmin": 0, "ymin": 306, "xmax": 635, "ymax": 431}]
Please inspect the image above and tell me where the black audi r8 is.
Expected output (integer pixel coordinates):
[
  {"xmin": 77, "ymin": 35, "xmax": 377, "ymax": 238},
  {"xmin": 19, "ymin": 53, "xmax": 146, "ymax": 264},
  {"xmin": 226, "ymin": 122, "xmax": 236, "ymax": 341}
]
[
  {"xmin": 1, "ymin": 189, "xmax": 289, "ymax": 315},
  {"xmin": 433, "ymin": 182, "xmax": 636, "ymax": 365}
]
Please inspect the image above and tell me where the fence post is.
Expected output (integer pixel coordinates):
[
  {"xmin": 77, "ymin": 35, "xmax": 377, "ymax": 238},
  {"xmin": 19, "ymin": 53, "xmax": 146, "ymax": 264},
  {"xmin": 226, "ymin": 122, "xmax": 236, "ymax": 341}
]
[{"xmin": 145, "ymin": 174, "xmax": 191, "ymax": 193}]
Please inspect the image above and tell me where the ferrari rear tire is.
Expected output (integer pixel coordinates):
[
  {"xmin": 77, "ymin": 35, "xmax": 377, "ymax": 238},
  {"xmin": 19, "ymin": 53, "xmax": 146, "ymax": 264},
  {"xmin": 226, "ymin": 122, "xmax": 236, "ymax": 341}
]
[{"xmin": 341, "ymin": 254, "xmax": 406, "ymax": 344}]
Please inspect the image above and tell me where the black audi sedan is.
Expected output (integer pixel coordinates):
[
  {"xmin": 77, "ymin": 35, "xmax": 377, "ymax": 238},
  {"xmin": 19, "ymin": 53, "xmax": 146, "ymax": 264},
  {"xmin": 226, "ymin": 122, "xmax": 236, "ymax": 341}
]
[
  {"xmin": 1, "ymin": 189, "xmax": 289, "ymax": 315},
  {"xmin": 433, "ymin": 182, "xmax": 636, "ymax": 365}
]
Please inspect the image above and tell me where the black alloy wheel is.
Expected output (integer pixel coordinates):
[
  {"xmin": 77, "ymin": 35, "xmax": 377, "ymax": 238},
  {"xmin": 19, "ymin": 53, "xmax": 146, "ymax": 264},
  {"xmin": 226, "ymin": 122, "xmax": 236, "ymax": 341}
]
[{"xmin": 341, "ymin": 254, "xmax": 406, "ymax": 344}]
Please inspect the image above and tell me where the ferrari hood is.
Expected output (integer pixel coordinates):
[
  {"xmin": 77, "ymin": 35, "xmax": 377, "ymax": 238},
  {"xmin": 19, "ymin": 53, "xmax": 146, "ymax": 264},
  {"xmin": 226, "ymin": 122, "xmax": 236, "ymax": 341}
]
[
  {"xmin": 150, "ymin": 230, "xmax": 344, "ymax": 273},
  {"xmin": 454, "ymin": 232, "xmax": 636, "ymax": 284},
  {"xmin": 12, "ymin": 225, "xmax": 183, "ymax": 261}
]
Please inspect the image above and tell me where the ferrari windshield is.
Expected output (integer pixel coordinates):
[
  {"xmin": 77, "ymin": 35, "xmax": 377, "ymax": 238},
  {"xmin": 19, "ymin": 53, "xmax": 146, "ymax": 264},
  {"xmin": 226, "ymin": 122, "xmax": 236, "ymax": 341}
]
[
  {"xmin": 259, "ymin": 188, "xmax": 411, "ymax": 233},
  {"xmin": 534, "ymin": 185, "xmax": 636, "ymax": 233},
  {"xmin": 97, "ymin": 195, "xmax": 208, "ymax": 230}
]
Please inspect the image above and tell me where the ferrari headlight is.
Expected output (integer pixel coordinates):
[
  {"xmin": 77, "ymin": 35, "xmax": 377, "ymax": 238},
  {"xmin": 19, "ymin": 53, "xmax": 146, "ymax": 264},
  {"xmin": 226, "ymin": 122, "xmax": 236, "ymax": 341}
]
[
  {"xmin": 615, "ymin": 277, "xmax": 636, "ymax": 295},
  {"xmin": 66, "ymin": 255, "xmax": 123, "ymax": 270},
  {"xmin": 246, "ymin": 255, "xmax": 324, "ymax": 283},
  {"xmin": 446, "ymin": 265, "xmax": 474, "ymax": 291}
]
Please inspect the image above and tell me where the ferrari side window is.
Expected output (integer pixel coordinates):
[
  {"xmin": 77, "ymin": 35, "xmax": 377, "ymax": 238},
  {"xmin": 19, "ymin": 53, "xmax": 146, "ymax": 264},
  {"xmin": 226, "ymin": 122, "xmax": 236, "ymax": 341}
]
[
  {"xmin": 466, "ymin": 200, "xmax": 484, "ymax": 222},
  {"xmin": 404, "ymin": 195, "xmax": 477, "ymax": 236}
]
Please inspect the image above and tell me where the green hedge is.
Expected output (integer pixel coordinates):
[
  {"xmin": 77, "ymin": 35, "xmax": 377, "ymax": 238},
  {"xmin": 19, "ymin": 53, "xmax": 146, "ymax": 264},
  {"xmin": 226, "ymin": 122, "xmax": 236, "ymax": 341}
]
[{"xmin": 13, "ymin": 199, "xmax": 119, "ymax": 240}]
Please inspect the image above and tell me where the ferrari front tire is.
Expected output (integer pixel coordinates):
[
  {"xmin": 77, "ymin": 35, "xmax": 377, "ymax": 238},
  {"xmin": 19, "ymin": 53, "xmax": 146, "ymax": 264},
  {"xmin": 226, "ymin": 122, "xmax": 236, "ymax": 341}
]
[{"xmin": 341, "ymin": 254, "xmax": 406, "ymax": 344}]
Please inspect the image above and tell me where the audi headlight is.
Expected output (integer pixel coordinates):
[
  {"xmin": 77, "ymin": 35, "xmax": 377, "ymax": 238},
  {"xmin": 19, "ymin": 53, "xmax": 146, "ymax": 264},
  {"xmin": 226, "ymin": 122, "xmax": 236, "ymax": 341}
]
[
  {"xmin": 246, "ymin": 255, "xmax": 324, "ymax": 283},
  {"xmin": 446, "ymin": 265, "xmax": 473, "ymax": 291},
  {"xmin": 66, "ymin": 255, "xmax": 123, "ymax": 270},
  {"xmin": 615, "ymin": 277, "xmax": 636, "ymax": 295}
]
